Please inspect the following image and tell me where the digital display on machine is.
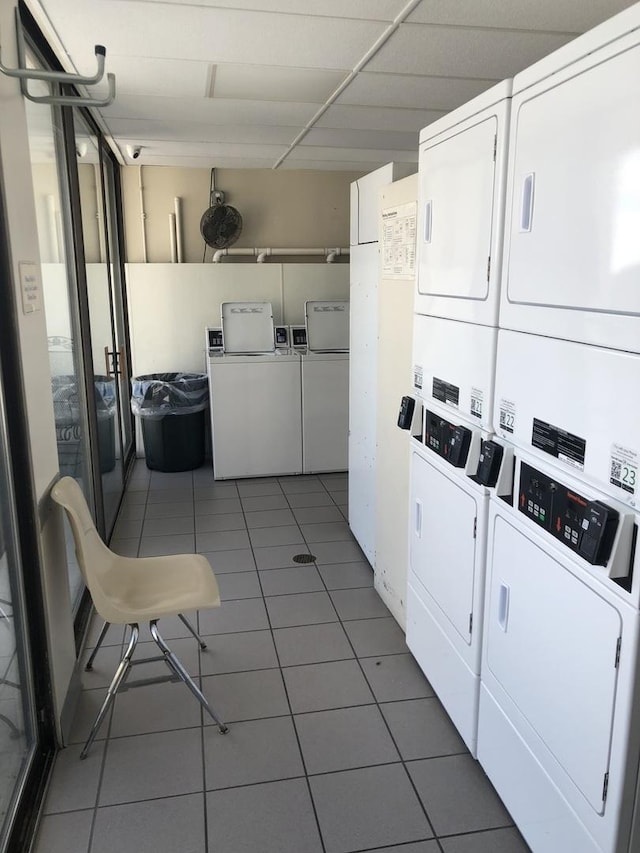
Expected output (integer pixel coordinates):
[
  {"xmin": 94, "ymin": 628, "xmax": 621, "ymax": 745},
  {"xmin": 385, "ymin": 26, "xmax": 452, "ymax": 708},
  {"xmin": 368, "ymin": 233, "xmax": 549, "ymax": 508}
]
[{"xmin": 518, "ymin": 462, "xmax": 618, "ymax": 566}]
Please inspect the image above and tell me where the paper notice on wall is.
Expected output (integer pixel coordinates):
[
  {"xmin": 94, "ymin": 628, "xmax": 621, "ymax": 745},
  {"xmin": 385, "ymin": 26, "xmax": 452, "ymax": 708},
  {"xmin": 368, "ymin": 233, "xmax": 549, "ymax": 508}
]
[{"xmin": 381, "ymin": 202, "xmax": 417, "ymax": 279}]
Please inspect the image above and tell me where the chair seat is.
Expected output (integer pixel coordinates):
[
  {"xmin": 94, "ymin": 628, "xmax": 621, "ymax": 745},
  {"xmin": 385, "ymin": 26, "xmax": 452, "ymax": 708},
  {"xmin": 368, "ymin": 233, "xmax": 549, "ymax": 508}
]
[{"xmin": 98, "ymin": 552, "xmax": 220, "ymax": 624}]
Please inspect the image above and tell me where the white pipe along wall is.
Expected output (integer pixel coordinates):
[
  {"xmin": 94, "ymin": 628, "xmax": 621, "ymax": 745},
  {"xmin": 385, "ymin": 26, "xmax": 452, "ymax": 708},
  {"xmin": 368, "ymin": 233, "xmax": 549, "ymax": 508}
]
[{"xmin": 212, "ymin": 247, "xmax": 349, "ymax": 263}]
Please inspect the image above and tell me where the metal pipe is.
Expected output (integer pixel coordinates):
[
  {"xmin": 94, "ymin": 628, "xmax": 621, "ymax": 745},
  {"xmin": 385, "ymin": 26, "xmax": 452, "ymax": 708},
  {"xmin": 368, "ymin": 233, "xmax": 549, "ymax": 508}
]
[
  {"xmin": 212, "ymin": 247, "xmax": 350, "ymax": 263},
  {"xmin": 169, "ymin": 213, "xmax": 177, "ymax": 263},
  {"xmin": 174, "ymin": 197, "xmax": 184, "ymax": 263},
  {"xmin": 138, "ymin": 166, "xmax": 147, "ymax": 263}
]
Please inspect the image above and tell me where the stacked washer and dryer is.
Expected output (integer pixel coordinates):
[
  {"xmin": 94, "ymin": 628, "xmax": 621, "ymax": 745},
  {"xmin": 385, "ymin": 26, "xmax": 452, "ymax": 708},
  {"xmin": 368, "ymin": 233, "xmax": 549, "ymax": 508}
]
[{"xmin": 477, "ymin": 8, "xmax": 640, "ymax": 853}]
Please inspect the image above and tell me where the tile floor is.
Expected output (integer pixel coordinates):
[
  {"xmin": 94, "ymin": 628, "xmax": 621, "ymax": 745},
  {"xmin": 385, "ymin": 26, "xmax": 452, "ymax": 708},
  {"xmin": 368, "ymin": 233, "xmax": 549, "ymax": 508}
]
[{"xmin": 33, "ymin": 463, "xmax": 530, "ymax": 853}]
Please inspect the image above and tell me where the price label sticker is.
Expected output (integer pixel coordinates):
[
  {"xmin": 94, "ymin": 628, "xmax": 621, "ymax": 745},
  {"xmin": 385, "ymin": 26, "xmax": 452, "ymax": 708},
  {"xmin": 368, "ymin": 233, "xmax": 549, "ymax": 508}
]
[
  {"xmin": 470, "ymin": 387, "xmax": 483, "ymax": 420},
  {"xmin": 413, "ymin": 364, "xmax": 423, "ymax": 392},
  {"xmin": 610, "ymin": 443, "xmax": 638, "ymax": 495},
  {"xmin": 499, "ymin": 399, "xmax": 516, "ymax": 434}
]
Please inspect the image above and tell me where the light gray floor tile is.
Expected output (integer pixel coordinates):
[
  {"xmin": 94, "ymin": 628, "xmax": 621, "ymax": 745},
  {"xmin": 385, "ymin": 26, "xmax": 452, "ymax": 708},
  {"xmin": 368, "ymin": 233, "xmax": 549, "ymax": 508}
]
[
  {"xmin": 293, "ymin": 505, "xmax": 345, "ymax": 524},
  {"xmin": 313, "ymin": 540, "xmax": 366, "ymax": 564},
  {"xmin": 121, "ymin": 491, "xmax": 148, "ymax": 506},
  {"xmin": 344, "ymin": 618, "xmax": 408, "ymax": 658},
  {"xmin": 273, "ymin": 623, "xmax": 355, "ymax": 667},
  {"xmin": 196, "ymin": 529, "xmax": 251, "ymax": 552},
  {"xmin": 142, "ymin": 516, "xmax": 194, "ymax": 537},
  {"xmin": 206, "ymin": 779, "xmax": 323, "ymax": 853},
  {"xmin": 99, "ymin": 728, "xmax": 203, "ymax": 806},
  {"xmin": 259, "ymin": 565, "xmax": 324, "ymax": 596},
  {"xmin": 194, "ymin": 483, "xmax": 238, "ymax": 500},
  {"xmin": 330, "ymin": 588, "xmax": 390, "ymax": 620},
  {"xmin": 254, "ymin": 544, "xmax": 316, "ymax": 570},
  {"xmin": 245, "ymin": 508, "xmax": 297, "ymax": 528},
  {"xmin": 80, "ymin": 644, "xmax": 130, "ymax": 690},
  {"xmin": 301, "ymin": 521, "xmax": 353, "ymax": 542},
  {"xmin": 111, "ymin": 516, "xmax": 143, "ymax": 539},
  {"xmin": 310, "ymin": 764, "xmax": 433, "ymax": 853},
  {"xmin": 217, "ymin": 571, "xmax": 262, "ymax": 600},
  {"xmin": 408, "ymin": 755, "xmax": 513, "ymax": 836},
  {"xmin": 144, "ymin": 501, "xmax": 193, "ymax": 519},
  {"xmin": 440, "ymin": 828, "xmax": 530, "ymax": 853},
  {"xmin": 319, "ymin": 561, "xmax": 374, "ymax": 590},
  {"xmin": 110, "ymin": 680, "xmax": 202, "ymax": 738},
  {"xmin": 295, "ymin": 705, "xmax": 399, "ymax": 774},
  {"xmin": 114, "ymin": 502, "xmax": 146, "ymax": 520},
  {"xmin": 338, "ymin": 504, "xmax": 348, "ymax": 519},
  {"xmin": 284, "ymin": 659, "xmax": 374, "ymax": 713},
  {"xmin": 199, "ymin": 630, "xmax": 278, "ymax": 675},
  {"xmin": 360, "ymin": 653, "xmax": 434, "ymax": 702},
  {"xmin": 85, "ymin": 617, "xmax": 124, "ymax": 649},
  {"xmin": 150, "ymin": 472, "xmax": 193, "ymax": 487},
  {"xmin": 195, "ymin": 512, "xmax": 246, "ymax": 533},
  {"xmin": 138, "ymin": 533, "xmax": 194, "ymax": 556},
  {"xmin": 146, "ymin": 487, "xmax": 194, "ymax": 504},
  {"xmin": 319, "ymin": 473, "xmax": 348, "ymax": 484},
  {"xmin": 204, "ymin": 716, "xmax": 304, "ymax": 790},
  {"xmin": 279, "ymin": 478, "xmax": 322, "ymax": 494},
  {"xmin": 249, "ymin": 525, "xmax": 304, "ymax": 548},
  {"xmin": 33, "ymin": 810, "xmax": 93, "ymax": 853},
  {"xmin": 201, "ymin": 549, "xmax": 256, "ymax": 573},
  {"xmin": 266, "ymin": 591, "xmax": 338, "ymax": 628},
  {"xmin": 68, "ymin": 689, "xmax": 112, "ymax": 745},
  {"xmin": 195, "ymin": 497, "xmax": 242, "ymax": 515},
  {"xmin": 241, "ymin": 494, "xmax": 289, "ymax": 512},
  {"xmin": 237, "ymin": 480, "xmax": 284, "ymax": 497},
  {"xmin": 286, "ymin": 491, "xmax": 333, "ymax": 508},
  {"xmin": 198, "ymin": 598, "xmax": 269, "ymax": 634},
  {"xmin": 109, "ymin": 538, "xmax": 139, "ymax": 557},
  {"xmin": 138, "ymin": 612, "xmax": 199, "ymax": 642},
  {"xmin": 358, "ymin": 844, "xmax": 440, "ymax": 853},
  {"xmin": 91, "ymin": 794, "xmax": 205, "ymax": 853},
  {"xmin": 43, "ymin": 742, "xmax": 105, "ymax": 814},
  {"xmin": 202, "ymin": 668, "xmax": 289, "ymax": 723},
  {"xmin": 381, "ymin": 698, "xmax": 467, "ymax": 760}
]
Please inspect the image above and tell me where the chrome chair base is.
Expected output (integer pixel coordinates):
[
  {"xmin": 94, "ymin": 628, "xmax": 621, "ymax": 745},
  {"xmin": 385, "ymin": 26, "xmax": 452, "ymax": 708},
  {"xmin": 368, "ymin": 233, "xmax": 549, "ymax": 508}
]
[{"xmin": 80, "ymin": 620, "xmax": 227, "ymax": 760}]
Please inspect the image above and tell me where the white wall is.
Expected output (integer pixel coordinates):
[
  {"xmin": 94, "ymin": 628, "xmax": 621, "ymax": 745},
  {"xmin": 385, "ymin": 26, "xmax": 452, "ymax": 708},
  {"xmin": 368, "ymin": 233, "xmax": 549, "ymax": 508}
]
[{"xmin": 374, "ymin": 174, "xmax": 418, "ymax": 629}]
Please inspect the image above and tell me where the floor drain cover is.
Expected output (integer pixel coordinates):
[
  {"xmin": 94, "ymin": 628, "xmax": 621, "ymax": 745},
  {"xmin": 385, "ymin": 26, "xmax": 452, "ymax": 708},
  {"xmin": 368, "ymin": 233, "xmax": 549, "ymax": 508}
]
[{"xmin": 293, "ymin": 553, "xmax": 316, "ymax": 564}]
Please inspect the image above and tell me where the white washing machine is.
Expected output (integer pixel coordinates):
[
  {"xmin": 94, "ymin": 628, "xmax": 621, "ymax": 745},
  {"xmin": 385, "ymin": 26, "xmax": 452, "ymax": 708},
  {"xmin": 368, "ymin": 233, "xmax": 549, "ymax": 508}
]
[
  {"xmin": 498, "ymin": 3, "xmax": 640, "ymax": 353},
  {"xmin": 207, "ymin": 302, "xmax": 302, "ymax": 479},
  {"xmin": 407, "ymin": 401, "xmax": 512, "ymax": 755},
  {"xmin": 415, "ymin": 79, "xmax": 511, "ymax": 327},
  {"xmin": 301, "ymin": 300, "xmax": 349, "ymax": 474},
  {"xmin": 477, "ymin": 330, "xmax": 640, "ymax": 853}
]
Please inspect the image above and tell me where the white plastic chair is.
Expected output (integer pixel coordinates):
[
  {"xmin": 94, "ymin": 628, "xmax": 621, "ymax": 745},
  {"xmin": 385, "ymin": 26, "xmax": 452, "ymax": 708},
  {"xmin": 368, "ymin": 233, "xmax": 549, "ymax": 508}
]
[{"xmin": 51, "ymin": 476, "xmax": 228, "ymax": 759}]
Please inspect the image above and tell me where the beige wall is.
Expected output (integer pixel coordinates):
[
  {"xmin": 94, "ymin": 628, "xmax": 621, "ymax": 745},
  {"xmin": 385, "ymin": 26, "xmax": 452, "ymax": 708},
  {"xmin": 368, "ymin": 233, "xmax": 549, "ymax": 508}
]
[{"xmin": 121, "ymin": 166, "xmax": 363, "ymax": 263}]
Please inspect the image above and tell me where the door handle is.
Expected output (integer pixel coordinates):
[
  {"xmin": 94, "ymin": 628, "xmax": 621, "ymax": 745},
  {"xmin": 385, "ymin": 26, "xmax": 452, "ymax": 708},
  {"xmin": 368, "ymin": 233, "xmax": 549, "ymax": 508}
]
[
  {"xmin": 415, "ymin": 499, "xmax": 423, "ymax": 538},
  {"xmin": 520, "ymin": 172, "xmax": 535, "ymax": 232},
  {"xmin": 104, "ymin": 345, "xmax": 126, "ymax": 377},
  {"xmin": 497, "ymin": 582, "xmax": 510, "ymax": 632}
]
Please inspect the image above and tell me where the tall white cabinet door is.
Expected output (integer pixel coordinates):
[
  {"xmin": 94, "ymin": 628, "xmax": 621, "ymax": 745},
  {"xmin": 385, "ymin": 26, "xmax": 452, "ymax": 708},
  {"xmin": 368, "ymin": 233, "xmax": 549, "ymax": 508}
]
[
  {"xmin": 348, "ymin": 243, "xmax": 378, "ymax": 565},
  {"xmin": 501, "ymin": 40, "xmax": 640, "ymax": 351}
]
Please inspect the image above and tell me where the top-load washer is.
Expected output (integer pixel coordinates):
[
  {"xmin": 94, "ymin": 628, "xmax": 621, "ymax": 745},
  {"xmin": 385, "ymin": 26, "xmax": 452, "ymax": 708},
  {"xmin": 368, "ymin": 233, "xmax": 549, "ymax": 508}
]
[
  {"xmin": 415, "ymin": 80, "xmax": 512, "ymax": 327},
  {"xmin": 207, "ymin": 302, "xmax": 302, "ymax": 479},
  {"xmin": 301, "ymin": 300, "xmax": 349, "ymax": 474},
  {"xmin": 499, "ymin": 3, "xmax": 640, "ymax": 352}
]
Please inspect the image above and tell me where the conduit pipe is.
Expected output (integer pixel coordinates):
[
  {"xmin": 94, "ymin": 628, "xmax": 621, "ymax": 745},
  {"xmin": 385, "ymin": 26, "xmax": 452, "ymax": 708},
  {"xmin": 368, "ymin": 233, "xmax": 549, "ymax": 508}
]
[
  {"xmin": 169, "ymin": 213, "xmax": 177, "ymax": 263},
  {"xmin": 212, "ymin": 247, "xmax": 349, "ymax": 263},
  {"xmin": 138, "ymin": 165, "xmax": 147, "ymax": 263},
  {"xmin": 174, "ymin": 197, "xmax": 184, "ymax": 263}
]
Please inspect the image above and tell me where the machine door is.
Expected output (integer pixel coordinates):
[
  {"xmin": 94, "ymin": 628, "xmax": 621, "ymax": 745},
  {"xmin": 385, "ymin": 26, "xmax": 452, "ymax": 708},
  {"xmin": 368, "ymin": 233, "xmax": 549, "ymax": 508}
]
[
  {"xmin": 417, "ymin": 116, "xmax": 497, "ymax": 306},
  {"xmin": 485, "ymin": 514, "xmax": 621, "ymax": 813},
  {"xmin": 504, "ymin": 43, "xmax": 640, "ymax": 350},
  {"xmin": 410, "ymin": 451, "xmax": 478, "ymax": 645}
]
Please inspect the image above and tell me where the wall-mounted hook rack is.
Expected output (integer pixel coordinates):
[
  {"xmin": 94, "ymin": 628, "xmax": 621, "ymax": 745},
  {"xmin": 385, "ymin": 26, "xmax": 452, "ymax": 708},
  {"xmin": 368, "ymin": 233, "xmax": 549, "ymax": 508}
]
[{"xmin": 0, "ymin": 7, "xmax": 115, "ymax": 107}]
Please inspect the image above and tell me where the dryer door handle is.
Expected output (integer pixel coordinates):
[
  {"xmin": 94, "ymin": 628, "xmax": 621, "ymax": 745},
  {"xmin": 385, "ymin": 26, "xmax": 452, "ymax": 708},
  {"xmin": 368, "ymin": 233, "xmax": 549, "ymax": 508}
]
[
  {"xmin": 415, "ymin": 499, "xmax": 423, "ymax": 539},
  {"xmin": 497, "ymin": 582, "xmax": 510, "ymax": 632},
  {"xmin": 520, "ymin": 173, "xmax": 535, "ymax": 232}
]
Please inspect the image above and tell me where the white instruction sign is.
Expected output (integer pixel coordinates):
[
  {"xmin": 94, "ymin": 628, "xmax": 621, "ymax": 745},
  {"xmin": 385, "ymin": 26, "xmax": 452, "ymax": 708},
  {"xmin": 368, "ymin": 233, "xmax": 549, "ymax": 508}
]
[
  {"xmin": 19, "ymin": 262, "xmax": 42, "ymax": 314},
  {"xmin": 381, "ymin": 202, "xmax": 417, "ymax": 279},
  {"xmin": 470, "ymin": 387, "xmax": 483, "ymax": 420},
  {"xmin": 610, "ymin": 443, "xmax": 638, "ymax": 496},
  {"xmin": 413, "ymin": 364, "xmax": 423, "ymax": 392}
]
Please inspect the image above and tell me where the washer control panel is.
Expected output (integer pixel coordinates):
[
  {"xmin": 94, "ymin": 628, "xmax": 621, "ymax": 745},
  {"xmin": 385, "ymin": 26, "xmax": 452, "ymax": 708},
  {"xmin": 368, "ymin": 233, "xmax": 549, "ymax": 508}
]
[
  {"xmin": 424, "ymin": 409, "xmax": 471, "ymax": 469},
  {"xmin": 519, "ymin": 462, "xmax": 619, "ymax": 566}
]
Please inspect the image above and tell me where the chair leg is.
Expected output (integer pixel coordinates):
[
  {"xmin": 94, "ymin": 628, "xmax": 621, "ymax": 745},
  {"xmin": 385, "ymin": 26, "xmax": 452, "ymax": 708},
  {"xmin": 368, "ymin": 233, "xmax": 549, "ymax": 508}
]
[
  {"xmin": 149, "ymin": 620, "xmax": 228, "ymax": 734},
  {"xmin": 178, "ymin": 613, "xmax": 207, "ymax": 649},
  {"xmin": 80, "ymin": 625, "xmax": 139, "ymax": 760},
  {"xmin": 84, "ymin": 620, "xmax": 111, "ymax": 671}
]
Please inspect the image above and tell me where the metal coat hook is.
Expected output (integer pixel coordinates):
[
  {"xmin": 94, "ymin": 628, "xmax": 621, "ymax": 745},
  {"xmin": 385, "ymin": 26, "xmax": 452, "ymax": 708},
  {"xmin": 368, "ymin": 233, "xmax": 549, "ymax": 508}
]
[{"xmin": 0, "ymin": 7, "xmax": 115, "ymax": 106}]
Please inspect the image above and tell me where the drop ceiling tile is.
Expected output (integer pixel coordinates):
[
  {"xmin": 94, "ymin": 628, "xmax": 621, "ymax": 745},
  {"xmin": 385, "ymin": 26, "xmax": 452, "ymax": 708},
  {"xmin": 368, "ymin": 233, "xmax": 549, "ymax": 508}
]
[
  {"xmin": 303, "ymin": 127, "xmax": 417, "ymax": 152},
  {"xmin": 123, "ymin": 0, "xmax": 406, "ymax": 21},
  {"xmin": 103, "ymin": 96, "xmax": 318, "ymax": 127},
  {"xmin": 143, "ymin": 154, "xmax": 280, "ymax": 169},
  {"xmin": 212, "ymin": 64, "xmax": 347, "ymax": 104},
  {"xmin": 288, "ymin": 145, "xmax": 416, "ymax": 164},
  {"xmin": 368, "ymin": 23, "xmax": 576, "ymax": 78},
  {"xmin": 279, "ymin": 159, "xmax": 370, "ymax": 172},
  {"xmin": 105, "ymin": 118, "xmax": 300, "ymax": 145},
  {"xmin": 406, "ymin": 0, "xmax": 634, "ymax": 33},
  {"xmin": 317, "ymin": 104, "xmax": 445, "ymax": 133},
  {"xmin": 103, "ymin": 56, "xmax": 209, "ymax": 97},
  {"xmin": 337, "ymin": 72, "xmax": 498, "ymax": 111}
]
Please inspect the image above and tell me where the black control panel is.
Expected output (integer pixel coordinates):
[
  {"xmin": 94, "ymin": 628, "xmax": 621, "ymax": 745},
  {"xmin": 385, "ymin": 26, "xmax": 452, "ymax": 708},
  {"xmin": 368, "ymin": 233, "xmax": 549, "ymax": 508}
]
[
  {"xmin": 476, "ymin": 440, "xmax": 504, "ymax": 487},
  {"xmin": 397, "ymin": 396, "xmax": 415, "ymax": 430},
  {"xmin": 424, "ymin": 409, "xmax": 471, "ymax": 468},
  {"xmin": 274, "ymin": 326, "xmax": 289, "ymax": 346},
  {"xmin": 518, "ymin": 462, "xmax": 618, "ymax": 566},
  {"xmin": 207, "ymin": 328, "xmax": 223, "ymax": 349},
  {"xmin": 291, "ymin": 327, "xmax": 307, "ymax": 347}
]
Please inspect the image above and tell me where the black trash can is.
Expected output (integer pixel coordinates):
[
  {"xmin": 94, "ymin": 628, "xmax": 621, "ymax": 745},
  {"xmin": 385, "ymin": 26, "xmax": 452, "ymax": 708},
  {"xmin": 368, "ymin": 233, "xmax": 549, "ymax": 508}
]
[
  {"xmin": 131, "ymin": 373, "xmax": 208, "ymax": 472},
  {"xmin": 52, "ymin": 375, "xmax": 117, "ymax": 476}
]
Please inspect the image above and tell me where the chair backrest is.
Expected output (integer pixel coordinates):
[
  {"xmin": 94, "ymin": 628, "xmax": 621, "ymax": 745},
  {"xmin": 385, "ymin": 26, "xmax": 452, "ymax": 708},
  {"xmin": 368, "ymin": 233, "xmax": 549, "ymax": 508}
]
[{"xmin": 50, "ymin": 476, "xmax": 114, "ymax": 591}]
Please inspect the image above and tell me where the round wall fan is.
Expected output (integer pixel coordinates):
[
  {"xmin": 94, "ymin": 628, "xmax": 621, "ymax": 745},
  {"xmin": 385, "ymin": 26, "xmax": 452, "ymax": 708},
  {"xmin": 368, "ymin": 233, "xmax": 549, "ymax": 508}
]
[{"xmin": 200, "ymin": 171, "xmax": 243, "ymax": 250}]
